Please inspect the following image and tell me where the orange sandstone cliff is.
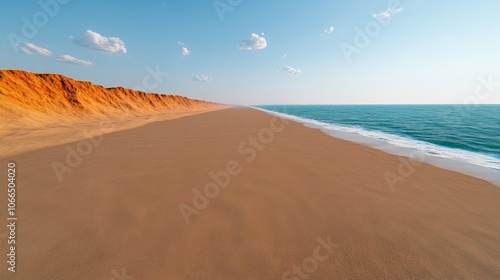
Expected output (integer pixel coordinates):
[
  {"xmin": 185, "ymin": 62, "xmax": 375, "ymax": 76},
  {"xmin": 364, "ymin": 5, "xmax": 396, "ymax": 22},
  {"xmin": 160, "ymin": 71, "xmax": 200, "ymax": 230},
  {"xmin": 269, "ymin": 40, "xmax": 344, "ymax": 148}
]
[{"xmin": 0, "ymin": 70, "xmax": 222, "ymax": 129}]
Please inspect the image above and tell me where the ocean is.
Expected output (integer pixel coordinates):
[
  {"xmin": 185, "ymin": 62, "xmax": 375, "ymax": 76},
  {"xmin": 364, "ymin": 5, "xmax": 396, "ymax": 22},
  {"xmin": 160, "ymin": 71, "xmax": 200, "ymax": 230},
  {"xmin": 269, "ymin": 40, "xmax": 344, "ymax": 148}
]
[{"xmin": 255, "ymin": 105, "xmax": 500, "ymax": 186}]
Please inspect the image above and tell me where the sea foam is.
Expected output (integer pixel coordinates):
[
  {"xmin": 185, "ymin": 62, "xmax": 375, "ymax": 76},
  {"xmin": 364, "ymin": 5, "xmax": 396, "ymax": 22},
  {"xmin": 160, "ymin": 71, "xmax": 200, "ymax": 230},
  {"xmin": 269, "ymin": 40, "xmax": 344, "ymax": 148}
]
[{"xmin": 253, "ymin": 106, "xmax": 500, "ymax": 187}]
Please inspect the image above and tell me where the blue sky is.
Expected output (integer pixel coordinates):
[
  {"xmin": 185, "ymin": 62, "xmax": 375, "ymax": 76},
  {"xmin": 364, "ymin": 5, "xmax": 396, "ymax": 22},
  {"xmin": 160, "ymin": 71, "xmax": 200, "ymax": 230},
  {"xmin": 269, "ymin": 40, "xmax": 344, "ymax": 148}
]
[{"xmin": 1, "ymin": 0, "xmax": 500, "ymax": 105}]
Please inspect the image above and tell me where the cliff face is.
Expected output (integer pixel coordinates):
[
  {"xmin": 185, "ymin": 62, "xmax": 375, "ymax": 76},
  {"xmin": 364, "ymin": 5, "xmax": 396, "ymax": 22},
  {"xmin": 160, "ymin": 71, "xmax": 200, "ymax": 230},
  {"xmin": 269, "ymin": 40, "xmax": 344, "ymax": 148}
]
[{"xmin": 0, "ymin": 70, "xmax": 221, "ymax": 128}]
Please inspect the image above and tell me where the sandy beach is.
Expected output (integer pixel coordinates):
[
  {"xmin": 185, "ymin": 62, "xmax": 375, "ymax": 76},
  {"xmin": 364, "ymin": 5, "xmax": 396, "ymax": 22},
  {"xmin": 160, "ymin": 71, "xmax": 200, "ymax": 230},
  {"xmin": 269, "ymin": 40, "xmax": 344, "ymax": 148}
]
[{"xmin": 1, "ymin": 107, "xmax": 499, "ymax": 279}]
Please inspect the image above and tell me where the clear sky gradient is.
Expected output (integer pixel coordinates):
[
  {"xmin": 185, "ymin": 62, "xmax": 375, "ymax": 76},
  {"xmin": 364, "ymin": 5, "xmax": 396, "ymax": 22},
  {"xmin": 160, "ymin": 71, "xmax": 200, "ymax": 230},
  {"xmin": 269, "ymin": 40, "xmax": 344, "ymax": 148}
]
[{"xmin": 2, "ymin": 0, "xmax": 500, "ymax": 105}]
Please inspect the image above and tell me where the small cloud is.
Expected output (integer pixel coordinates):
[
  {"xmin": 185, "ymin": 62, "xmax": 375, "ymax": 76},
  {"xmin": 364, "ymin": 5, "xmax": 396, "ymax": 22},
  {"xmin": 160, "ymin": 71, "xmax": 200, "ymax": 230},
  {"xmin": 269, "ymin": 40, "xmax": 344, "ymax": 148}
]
[
  {"xmin": 56, "ymin": 55, "xmax": 92, "ymax": 66},
  {"xmin": 193, "ymin": 74, "xmax": 213, "ymax": 82},
  {"xmin": 181, "ymin": 47, "xmax": 191, "ymax": 56},
  {"xmin": 282, "ymin": 53, "xmax": 287, "ymax": 58},
  {"xmin": 70, "ymin": 30, "xmax": 126, "ymax": 54},
  {"xmin": 373, "ymin": 8, "xmax": 403, "ymax": 20},
  {"xmin": 21, "ymin": 43, "xmax": 52, "ymax": 56},
  {"xmin": 238, "ymin": 33, "xmax": 267, "ymax": 50},
  {"xmin": 177, "ymin": 41, "xmax": 185, "ymax": 46},
  {"xmin": 323, "ymin": 26, "xmax": 335, "ymax": 35},
  {"xmin": 282, "ymin": 65, "xmax": 302, "ymax": 75}
]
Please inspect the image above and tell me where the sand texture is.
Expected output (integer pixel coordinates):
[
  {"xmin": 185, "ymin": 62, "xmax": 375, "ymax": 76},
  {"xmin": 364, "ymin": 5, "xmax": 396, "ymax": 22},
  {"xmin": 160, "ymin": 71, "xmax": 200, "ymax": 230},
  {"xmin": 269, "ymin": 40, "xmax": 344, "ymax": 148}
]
[{"xmin": 1, "ymin": 107, "xmax": 499, "ymax": 279}]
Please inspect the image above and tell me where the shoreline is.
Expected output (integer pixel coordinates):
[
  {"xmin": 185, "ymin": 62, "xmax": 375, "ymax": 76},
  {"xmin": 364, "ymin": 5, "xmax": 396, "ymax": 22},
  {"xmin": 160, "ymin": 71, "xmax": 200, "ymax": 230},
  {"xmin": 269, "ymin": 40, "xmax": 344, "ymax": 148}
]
[
  {"xmin": 253, "ymin": 106, "xmax": 500, "ymax": 187},
  {"xmin": 1, "ymin": 107, "xmax": 499, "ymax": 279}
]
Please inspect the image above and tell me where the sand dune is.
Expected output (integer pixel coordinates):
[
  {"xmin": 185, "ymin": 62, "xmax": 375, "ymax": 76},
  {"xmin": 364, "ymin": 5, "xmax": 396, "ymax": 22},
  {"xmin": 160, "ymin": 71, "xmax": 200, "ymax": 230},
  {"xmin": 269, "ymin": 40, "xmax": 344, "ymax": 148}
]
[
  {"xmin": 0, "ymin": 70, "xmax": 220, "ymax": 129},
  {"xmin": 0, "ymin": 70, "xmax": 224, "ymax": 157}
]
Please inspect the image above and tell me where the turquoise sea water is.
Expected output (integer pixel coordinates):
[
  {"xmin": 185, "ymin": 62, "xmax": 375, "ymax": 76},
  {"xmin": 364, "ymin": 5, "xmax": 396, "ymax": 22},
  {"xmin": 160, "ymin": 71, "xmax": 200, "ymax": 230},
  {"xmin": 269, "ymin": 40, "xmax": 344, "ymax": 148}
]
[{"xmin": 255, "ymin": 105, "xmax": 500, "ymax": 184}]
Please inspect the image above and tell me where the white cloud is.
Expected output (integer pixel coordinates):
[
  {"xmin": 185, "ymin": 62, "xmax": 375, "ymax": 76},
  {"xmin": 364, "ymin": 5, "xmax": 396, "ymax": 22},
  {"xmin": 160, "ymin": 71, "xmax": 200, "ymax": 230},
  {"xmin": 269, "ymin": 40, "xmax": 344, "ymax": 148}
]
[
  {"xmin": 193, "ymin": 75, "xmax": 213, "ymax": 82},
  {"xmin": 56, "ymin": 55, "xmax": 92, "ymax": 66},
  {"xmin": 182, "ymin": 47, "xmax": 191, "ymax": 56},
  {"xmin": 282, "ymin": 66, "xmax": 302, "ymax": 75},
  {"xmin": 21, "ymin": 43, "xmax": 52, "ymax": 56},
  {"xmin": 282, "ymin": 53, "xmax": 287, "ymax": 58},
  {"xmin": 238, "ymin": 33, "xmax": 267, "ymax": 50},
  {"xmin": 323, "ymin": 26, "xmax": 335, "ymax": 35},
  {"xmin": 373, "ymin": 8, "xmax": 403, "ymax": 20},
  {"xmin": 70, "ymin": 30, "xmax": 126, "ymax": 54}
]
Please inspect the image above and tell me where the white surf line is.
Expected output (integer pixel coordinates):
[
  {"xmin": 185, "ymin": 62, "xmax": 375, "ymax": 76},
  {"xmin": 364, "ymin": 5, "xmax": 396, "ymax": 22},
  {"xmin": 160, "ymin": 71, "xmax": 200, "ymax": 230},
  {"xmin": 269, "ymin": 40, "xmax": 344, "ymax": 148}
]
[{"xmin": 251, "ymin": 106, "xmax": 500, "ymax": 187}]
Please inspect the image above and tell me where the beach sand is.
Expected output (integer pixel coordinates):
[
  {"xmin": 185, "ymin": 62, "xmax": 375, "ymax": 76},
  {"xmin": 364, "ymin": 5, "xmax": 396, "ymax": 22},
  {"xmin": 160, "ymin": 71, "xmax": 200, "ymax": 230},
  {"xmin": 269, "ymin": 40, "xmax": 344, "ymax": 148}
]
[
  {"xmin": 1, "ymin": 107, "xmax": 499, "ymax": 279},
  {"xmin": 0, "ymin": 108, "xmax": 224, "ymax": 159}
]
